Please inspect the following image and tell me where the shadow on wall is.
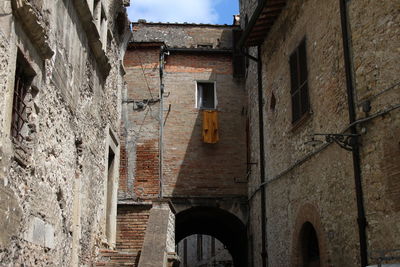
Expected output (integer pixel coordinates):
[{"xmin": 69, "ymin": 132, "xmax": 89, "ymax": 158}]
[{"xmin": 162, "ymin": 53, "xmax": 247, "ymax": 197}]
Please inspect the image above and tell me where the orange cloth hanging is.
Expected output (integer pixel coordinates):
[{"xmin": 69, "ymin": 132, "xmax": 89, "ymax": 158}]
[{"xmin": 202, "ymin": 110, "xmax": 219, "ymax": 144}]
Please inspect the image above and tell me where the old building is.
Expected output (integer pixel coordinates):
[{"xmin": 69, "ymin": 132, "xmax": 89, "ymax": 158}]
[
  {"xmin": 239, "ymin": 0, "xmax": 400, "ymax": 266},
  {"xmin": 117, "ymin": 20, "xmax": 248, "ymax": 266},
  {"xmin": 0, "ymin": 0, "xmax": 130, "ymax": 265}
]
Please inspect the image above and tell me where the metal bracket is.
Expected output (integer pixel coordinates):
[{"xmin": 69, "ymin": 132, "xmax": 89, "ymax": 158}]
[{"xmin": 313, "ymin": 133, "xmax": 360, "ymax": 151}]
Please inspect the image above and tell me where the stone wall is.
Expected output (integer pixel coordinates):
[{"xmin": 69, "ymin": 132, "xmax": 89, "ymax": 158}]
[
  {"xmin": 242, "ymin": 0, "xmax": 359, "ymax": 266},
  {"xmin": 348, "ymin": 0, "xmax": 400, "ymax": 263},
  {"xmin": 238, "ymin": 0, "xmax": 264, "ymax": 266},
  {"xmin": 0, "ymin": 0, "xmax": 130, "ymax": 265},
  {"xmin": 241, "ymin": 0, "xmax": 400, "ymax": 266}
]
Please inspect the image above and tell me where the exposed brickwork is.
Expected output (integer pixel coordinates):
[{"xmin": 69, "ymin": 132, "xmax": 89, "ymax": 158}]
[
  {"xmin": 121, "ymin": 24, "xmax": 247, "ymax": 200},
  {"xmin": 116, "ymin": 205, "xmax": 151, "ymax": 265},
  {"xmin": 135, "ymin": 141, "xmax": 160, "ymax": 199},
  {"xmin": 120, "ymin": 46, "xmax": 161, "ymax": 200},
  {"xmin": 165, "ymin": 53, "xmax": 233, "ymax": 75}
]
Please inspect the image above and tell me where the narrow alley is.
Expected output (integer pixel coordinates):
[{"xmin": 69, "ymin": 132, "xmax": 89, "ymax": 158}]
[{"xmin": 0, "ymin": 0, "xmax": 399, "ymax": 267}]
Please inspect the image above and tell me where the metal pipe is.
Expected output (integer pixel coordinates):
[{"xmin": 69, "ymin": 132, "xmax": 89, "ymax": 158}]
[
  {"xmin": 158, "ymin": 45, "xmax": 167, "ymax": 199},
  {"xmin": 257, "ymin": 45, "xmax": 268, "ymax": 267},
  {"xmin": 339, "ymin": 0, "xmax": 368, "ymax": 265}
]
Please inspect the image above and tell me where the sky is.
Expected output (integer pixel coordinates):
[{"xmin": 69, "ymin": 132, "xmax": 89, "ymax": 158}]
[{"xmin": 127, "ymin": 0, "xmax": 239, "ymax": 25}]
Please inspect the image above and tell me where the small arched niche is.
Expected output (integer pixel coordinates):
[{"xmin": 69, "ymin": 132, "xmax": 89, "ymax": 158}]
[{"xmin": 299, "ymin": 222, "xmax": 321, "ymax": 267}]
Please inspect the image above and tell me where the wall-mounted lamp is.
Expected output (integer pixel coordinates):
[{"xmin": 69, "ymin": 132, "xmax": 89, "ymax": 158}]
[{"xmin": 305, "ymin": 133, "xmax": 360, "ymax": 151}]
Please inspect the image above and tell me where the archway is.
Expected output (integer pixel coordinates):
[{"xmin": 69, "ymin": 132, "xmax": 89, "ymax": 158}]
[
  {"xmin": 291, "ymin": 203, "xmax": 328, "ymax": 267},
  {"xmin": 175, "ymin": 207, "xmax": 247, "ymax": 267}
]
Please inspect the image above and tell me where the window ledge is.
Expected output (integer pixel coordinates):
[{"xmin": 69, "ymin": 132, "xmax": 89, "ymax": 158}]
[
  {"xmin": 290, "ymin": 111, "xmax": 312, "ymax": 133},
  {"xmin": 12, "ymin": 0, "xmax": 54, "ymax": 59}
]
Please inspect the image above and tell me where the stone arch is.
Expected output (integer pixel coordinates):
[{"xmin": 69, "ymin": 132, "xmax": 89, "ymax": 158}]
[
  {"xmin": 291, "ymin": 203, "xmax": 328, "ymax": 267},
  {"xmin": 175, "ymin": 206, "xmax": 247, "ymax": 267}
]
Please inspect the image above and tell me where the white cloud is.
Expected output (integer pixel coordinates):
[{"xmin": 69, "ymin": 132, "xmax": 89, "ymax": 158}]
[{"xmin": 127, "ymin": 0, "xmax": 219, "ymax": 24}]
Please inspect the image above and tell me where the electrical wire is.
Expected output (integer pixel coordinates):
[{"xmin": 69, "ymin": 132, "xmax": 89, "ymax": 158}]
[{"xmin": 133, "ymin": 44, "xmax": 155, "ymax": 100}]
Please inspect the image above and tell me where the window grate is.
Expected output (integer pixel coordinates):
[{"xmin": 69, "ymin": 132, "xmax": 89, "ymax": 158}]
[{"xmin": 11, "ymin": 68, "xmax": 29, "ymax": 144}]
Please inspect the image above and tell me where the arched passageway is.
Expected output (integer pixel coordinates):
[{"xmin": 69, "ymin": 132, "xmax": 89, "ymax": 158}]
[{"xmin": 175, "ymin": 207, "xmax": 247, "ymax": 267}]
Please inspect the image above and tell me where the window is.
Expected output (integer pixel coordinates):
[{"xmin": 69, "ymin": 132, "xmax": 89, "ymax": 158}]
[
  {"xmin": 11, "ymin": 51, "xmax": 35, "ymax": 146},
  {"xmin": 197, "ymin": 234, "xmax": 203, "ymax": 261},
  {"xmin": 196, "ymin": 82, "xmax": 216, "ymax": 109},
  {"xmin": 290, "ymin": 39, "xmax": 310, "ymax": 123}
]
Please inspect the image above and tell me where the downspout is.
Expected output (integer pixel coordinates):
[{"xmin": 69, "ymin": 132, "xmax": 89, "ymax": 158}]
[
  {"xmin": 339, "ymin": 1, "xmax": 368, "ymax": 266},
  {"xmin": 257, "ymin": 45, "xmax": 268, "ymax": 267},
  {"xmin": 159, "ymin": 45, "xmax": 167, "ymax": 199}
]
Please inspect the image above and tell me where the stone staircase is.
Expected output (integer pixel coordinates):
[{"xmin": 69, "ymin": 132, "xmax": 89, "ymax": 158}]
[
  {"xmin": 95, "ymin": 249, "xmax": 138, "ymax": 267},
  {"xmin": 95, "ymin": 203, "xmax": 152, "ymax": 267}
]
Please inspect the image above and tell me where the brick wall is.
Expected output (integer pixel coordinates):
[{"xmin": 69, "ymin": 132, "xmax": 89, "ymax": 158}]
[
  {"xmin": 120, "ymin": 46, "xmax": 161, "ymax": 200},
  {"xmin": 121, "ymin": 26, "xmax": 248, "ymax": 200},
  {"xmin": 162, "ymin": 52, "xmax": 247, "ymax": 197},
  {"xmin": 116, "ymin": 205, "xmax": 151, "ymax": 256}
]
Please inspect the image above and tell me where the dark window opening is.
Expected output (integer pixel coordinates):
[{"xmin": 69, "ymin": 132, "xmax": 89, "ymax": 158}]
[
  {"xmin": 11, "ymin": 51, "xmax": 35, "ymax": 146},
  {"xmin": 183, "ymin": 239, "xmax": 188, "ymax": 267},
  {"xmin": 197, "ymin": 234, "xmax": 203, "ymax": 261},
  {"xmin": 197, "ymin": 82, "xmax": 216, "ymax": 109},
  {"xmin": 290, "ymin": 39, "xmax": 309, "ymax": 123}
]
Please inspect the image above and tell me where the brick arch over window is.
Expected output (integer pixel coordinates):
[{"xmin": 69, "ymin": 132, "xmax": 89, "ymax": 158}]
[{"xmin": 291, "ymin": 203, "xmax": 329, "ymax": 267}]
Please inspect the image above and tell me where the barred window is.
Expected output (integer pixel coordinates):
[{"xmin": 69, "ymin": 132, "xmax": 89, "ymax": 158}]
[
  {"xmin": 11, "ymin": 51, "xmax": 35, "ymax": 146},
  {"xmin": 290, "ymin": 39, "xmax": 310, "ymax": 123}
]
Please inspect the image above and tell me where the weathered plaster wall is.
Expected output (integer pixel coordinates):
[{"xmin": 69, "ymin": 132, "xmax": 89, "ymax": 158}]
[{"xmin": 0, "ymin": 0, "xmax": 129, "ymax": 265}]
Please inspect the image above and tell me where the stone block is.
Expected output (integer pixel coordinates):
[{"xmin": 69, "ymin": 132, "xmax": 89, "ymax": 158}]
[{"xmin": 24, "ymin": 216, "xmax": 55, "ymax": 249}]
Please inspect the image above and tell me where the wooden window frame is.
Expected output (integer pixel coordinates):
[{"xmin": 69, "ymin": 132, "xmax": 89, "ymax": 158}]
[{"xmin": 289, "ymin": 38, "xmax": 310, "ymax": 124}]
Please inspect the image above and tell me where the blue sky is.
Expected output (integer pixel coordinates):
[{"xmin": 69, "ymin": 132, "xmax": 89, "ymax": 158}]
[{"xmin": 127, "ymin": 0, "xmax": 239, "ymax": 25}]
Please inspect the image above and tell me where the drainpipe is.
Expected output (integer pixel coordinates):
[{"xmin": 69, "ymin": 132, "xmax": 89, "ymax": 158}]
[
  {"xmin": 339, "ymin": 0, "xmax": 368, "ymax": 266},
  {"xmin": 159, "ymin": 45, "xmax": 167, "ymax": 199},
  {"xmin": 257, "ymin": 45, "xmax": 268, "ymax": 267}
]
